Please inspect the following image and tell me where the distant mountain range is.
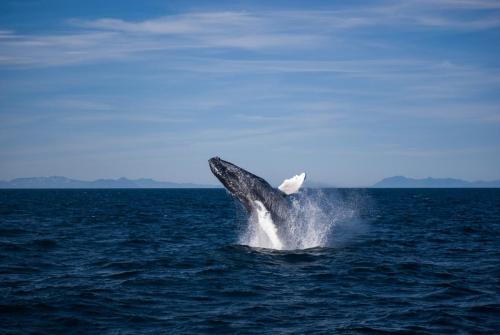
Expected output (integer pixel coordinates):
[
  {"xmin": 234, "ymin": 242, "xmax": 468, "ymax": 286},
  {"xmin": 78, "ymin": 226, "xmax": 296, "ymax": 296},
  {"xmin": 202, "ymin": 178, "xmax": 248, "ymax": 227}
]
[
  {"xmin": 0, "ymin": 176, "xmax": 218, "ymax": 189},
  {"xmin": 373, "ymin": 176, "xmax": 500, "ymax": 188},
  {"xmin": 1, "ymin": 175, "xmax": 499, "ymax": 189},
  {"xmin": 0, "ymin": 176, "xmax": 333, "ymax": 189}
]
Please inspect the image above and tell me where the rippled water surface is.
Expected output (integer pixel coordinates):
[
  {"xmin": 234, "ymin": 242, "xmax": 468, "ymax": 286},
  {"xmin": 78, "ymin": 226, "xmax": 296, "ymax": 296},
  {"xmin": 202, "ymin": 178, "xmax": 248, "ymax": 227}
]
[{"xmin": 1, "ymin": 189, "xmax": 499, "ymax": 334}]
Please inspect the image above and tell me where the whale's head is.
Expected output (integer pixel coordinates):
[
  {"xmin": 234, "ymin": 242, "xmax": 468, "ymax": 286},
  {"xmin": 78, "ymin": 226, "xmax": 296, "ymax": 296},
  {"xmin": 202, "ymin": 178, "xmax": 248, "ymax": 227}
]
[{"xmin": 209, "ymin": 156, "xmax": 285, "ymax": 213}]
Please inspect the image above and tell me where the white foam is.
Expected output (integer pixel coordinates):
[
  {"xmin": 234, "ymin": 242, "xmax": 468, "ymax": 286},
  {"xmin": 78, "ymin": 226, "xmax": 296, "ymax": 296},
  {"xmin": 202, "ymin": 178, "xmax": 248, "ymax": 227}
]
[
  {"xmin": 240, "ymin": 189, "xmax": 360, "ymax": 250},
  {"xmin": 245, "ymin": 200, "xmax": 283, "ymax": 250}
]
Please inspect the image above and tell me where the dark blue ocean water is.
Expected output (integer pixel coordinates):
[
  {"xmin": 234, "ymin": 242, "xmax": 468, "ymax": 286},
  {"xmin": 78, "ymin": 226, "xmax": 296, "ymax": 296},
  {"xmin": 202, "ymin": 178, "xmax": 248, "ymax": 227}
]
[{"xmin": 0, "ymin": 189, "xmax": 499, "ymax": 334}]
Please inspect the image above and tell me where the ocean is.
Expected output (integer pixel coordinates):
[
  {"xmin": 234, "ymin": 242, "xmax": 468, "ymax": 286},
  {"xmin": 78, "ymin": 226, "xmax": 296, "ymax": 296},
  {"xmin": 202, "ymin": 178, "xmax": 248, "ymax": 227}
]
[{"xmin": 0, "ymin": 189, "xmax": 499, "ymax": 334}]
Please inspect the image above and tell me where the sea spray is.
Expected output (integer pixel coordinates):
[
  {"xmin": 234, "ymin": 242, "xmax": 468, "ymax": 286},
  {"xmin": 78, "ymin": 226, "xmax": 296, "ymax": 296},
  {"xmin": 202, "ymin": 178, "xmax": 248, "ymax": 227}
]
[
  {"xmin": 240, "ymin": 189, "xmax": 359, "ymax": 250},
  {"xmin": 245, "ymin": 200, "xmax": 283, "ymax": 250}
]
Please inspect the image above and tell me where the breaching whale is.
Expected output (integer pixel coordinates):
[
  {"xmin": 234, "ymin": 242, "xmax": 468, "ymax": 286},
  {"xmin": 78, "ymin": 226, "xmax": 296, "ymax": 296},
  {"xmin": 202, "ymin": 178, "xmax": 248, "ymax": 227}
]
[{"xmin": 208, "ymin": 156, "xmax": 306, "ymax": 229}]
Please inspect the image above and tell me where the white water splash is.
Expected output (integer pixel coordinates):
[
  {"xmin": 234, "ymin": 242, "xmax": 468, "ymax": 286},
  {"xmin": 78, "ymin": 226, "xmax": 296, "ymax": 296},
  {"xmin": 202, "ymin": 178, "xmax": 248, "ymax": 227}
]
[
  {"xmin": 240, "ymin": 189, "xmax": 360, "ymax": 250},
  {"xmin": 246, "ymin": 200, "xmax": 283, "ymax": 250}
]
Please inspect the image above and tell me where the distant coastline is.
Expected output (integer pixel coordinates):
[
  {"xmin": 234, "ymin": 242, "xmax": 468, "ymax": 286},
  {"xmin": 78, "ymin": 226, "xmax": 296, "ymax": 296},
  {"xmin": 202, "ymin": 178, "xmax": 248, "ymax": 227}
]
[
  {"xmin": 0, "ymin": 176, "xmax": 219, "ymax": 189},
  {"xmin": 372, "ymin": 176, "xmax": 500, "ymax": 188},
  {"xmin": 1, "ymin": 175, "xmax": 499, "ymax": 189}
]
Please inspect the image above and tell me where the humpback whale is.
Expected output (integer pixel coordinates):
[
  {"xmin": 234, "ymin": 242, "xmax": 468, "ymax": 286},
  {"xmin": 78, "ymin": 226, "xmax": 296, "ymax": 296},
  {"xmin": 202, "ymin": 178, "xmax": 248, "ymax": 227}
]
[{"xmin": 208, "ymin": 157, "xmax": 306, "ymax": 229}]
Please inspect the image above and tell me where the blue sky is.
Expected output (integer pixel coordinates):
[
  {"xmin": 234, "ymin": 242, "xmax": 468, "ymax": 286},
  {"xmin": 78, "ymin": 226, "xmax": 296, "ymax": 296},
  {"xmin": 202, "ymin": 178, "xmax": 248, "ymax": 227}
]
[{"xmin": 1, "ymin": 0, "xmax": 499, "ymax": 186}]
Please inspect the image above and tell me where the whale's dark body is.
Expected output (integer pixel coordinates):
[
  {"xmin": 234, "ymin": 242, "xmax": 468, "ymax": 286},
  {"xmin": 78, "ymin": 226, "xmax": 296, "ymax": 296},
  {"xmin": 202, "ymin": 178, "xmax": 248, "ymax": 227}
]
[{"xmin": 208, "ymin": 157, "xmax": 290, "ymax": 224}]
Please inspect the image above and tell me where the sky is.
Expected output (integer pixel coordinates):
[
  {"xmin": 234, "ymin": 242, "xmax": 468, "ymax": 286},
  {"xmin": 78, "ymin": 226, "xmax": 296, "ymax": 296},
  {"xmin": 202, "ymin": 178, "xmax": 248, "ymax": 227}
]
[{"xmin": 1, "ymin": 0, "xmax": 499, "ymax": 187}]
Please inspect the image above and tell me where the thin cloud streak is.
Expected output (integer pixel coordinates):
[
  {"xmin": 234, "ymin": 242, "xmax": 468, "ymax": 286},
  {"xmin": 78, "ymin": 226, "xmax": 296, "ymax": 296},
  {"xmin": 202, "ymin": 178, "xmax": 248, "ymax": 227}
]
[{"xmin": 1, "ymin": 4, "xmax": 500, "ymax": 67}]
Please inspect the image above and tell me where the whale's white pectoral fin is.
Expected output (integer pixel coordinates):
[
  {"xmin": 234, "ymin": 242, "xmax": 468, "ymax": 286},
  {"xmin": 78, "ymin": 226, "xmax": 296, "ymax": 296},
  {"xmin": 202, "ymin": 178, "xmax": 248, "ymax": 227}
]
[{"xmin": 278, "ymin": 172, "xmax": 306, "ymax": 195}]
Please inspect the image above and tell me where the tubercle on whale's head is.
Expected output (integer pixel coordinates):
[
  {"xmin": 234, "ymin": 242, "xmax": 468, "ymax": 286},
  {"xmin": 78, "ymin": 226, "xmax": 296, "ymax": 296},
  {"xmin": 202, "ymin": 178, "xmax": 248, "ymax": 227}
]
[
  {"xmin": 208, "ymin": 157, "xmax": 227, "ymax": 184},
  {"xmin": 209, "ymin": 157, "xmax": 243, "ymax": 194},
  {"xmin": 208, "ymin": 157, "xmax": 222, "ymax": 177},
  {"xmin": 208, "ymin": 156, "xmax": 258, "ymax": 210}
]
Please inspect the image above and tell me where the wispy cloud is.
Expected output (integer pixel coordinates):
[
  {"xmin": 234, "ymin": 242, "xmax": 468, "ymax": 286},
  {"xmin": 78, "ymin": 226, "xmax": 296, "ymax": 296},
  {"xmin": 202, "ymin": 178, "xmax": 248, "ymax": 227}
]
[
  {"xmin": 1, "ymin": 3, "xmax": 500, "ymax": 67},
  {"xmin": 75, "ymin": 12, "xmax": 261, "ymax": 34},
  {"xmin": 0, "ymin": 12, "xmax": 321, "ymax": 67},
  {"xmin": 413, "ymin": 0, "xmax": 500, "ymax": 10}
]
